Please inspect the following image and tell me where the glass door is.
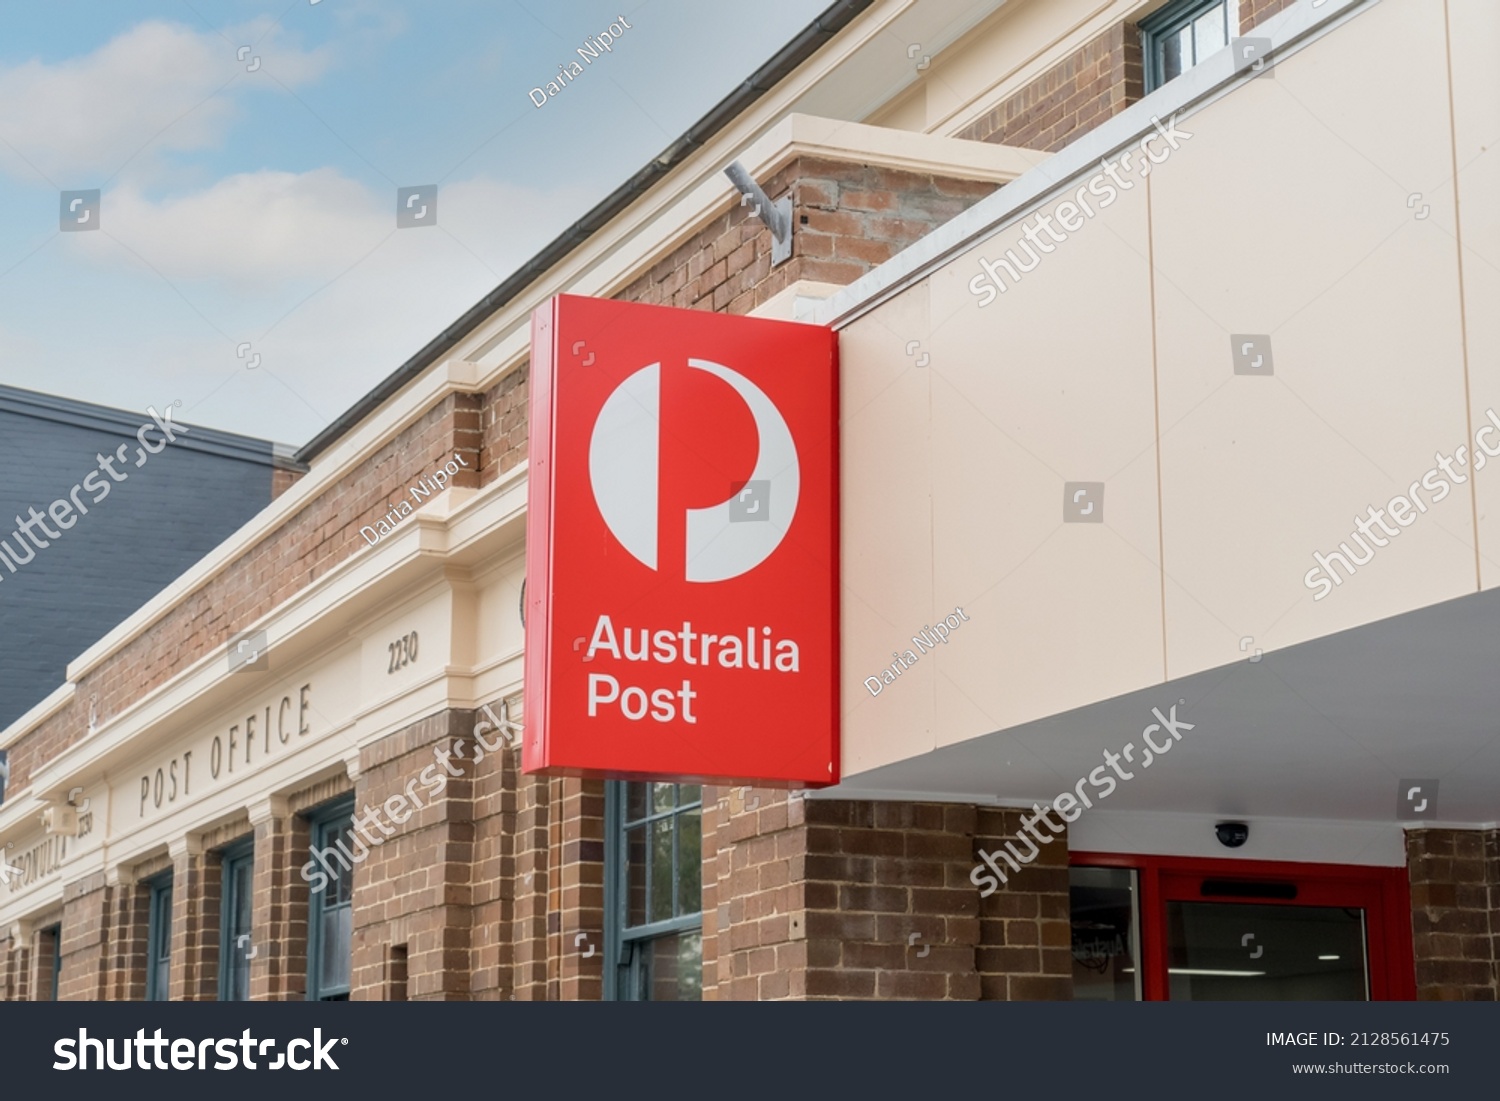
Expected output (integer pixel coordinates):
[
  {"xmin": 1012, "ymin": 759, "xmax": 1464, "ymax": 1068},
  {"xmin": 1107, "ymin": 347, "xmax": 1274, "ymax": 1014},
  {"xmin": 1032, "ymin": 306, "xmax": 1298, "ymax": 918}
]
[{"xmin": 1071, "ymin": 853, "xmax": 1416, "ymax": 1001}]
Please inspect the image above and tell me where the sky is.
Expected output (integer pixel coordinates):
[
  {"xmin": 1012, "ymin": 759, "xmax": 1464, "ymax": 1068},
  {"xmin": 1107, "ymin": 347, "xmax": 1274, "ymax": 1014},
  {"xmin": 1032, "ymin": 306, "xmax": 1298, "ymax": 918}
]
[{"xmin": 0, "ymin": 0, "xmax": 830, "ymax": 446}]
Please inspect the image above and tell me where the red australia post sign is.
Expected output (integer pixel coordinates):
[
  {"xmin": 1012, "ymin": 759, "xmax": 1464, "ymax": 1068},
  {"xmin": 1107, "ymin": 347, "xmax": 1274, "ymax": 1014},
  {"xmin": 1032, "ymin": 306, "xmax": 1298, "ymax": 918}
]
[{"xmin": 523, "ymin": 295, "xmax": 839, "ymax": 786}]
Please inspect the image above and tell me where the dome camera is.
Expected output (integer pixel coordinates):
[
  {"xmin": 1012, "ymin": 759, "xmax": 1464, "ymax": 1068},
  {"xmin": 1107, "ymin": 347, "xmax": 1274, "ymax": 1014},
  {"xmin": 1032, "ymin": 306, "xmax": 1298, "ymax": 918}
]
[{"xmin": 1215, "ymin": 821, "xmax": 1249, "ymax": 848}]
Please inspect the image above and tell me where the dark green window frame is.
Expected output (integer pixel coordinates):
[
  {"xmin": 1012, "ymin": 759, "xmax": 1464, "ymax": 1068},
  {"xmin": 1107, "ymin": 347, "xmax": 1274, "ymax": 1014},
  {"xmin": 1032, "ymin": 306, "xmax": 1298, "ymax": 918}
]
[
  {"xmin": 603, "ymin": 781, "xmax": 703, "ymax": 1001},
  {"xmin": 1140, "ymin": 0, "xmax": 1239, "ymax": 92},
  {"xmin": 218, "ymin": 839, "xmax": 255, "ymax": 1002},
  {"xmin": 306, "ymin": 797, "xmax": 355, "ymax": 1001},
  {"xmin": 44, "ymin": 923, "xmax": 61, "ymax": 1002},
  {"xmin": 145, "ymin": 871, "xmax": 173, "ymax": 1002}
]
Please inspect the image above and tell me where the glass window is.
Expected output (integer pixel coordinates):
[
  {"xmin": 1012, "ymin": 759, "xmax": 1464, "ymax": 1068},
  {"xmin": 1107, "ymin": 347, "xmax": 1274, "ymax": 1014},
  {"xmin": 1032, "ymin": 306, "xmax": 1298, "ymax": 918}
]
[
  {"xmin": 1141, "ymin": 0, "xmax": 1240, "ymax": 91},
  {"xmin": 146, "ymin": 872, "xmax": 173, "ymax": 1001},
  {"xmin": 1167, "ymin": 900, "xmax": 1368, "ymax": 1000},
  {"xmin": 606, "ymin": 782, "xmax": 703, "ymax": 1001},
  {"xmin": 43, "ymin": 924, "xmax": 61, "ymax": 1002},
  {"xmin": 1069, "ymin": 866, "xmax": 1142, "ymax": 1001},
  {"xmin": 219, "ymin": 840, "xmax": 255, "ymax": 1001},
  {"xmin": 306, "ymin": 799, "xmax": 355, "ymax": 1001}
]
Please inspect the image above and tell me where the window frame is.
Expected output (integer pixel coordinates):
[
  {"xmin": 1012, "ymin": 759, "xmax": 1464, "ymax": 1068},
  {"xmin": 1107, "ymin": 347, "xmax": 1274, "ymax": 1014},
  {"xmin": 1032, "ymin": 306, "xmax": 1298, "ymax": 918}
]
[
  {"xmin": 1068, "ymin": 864, "xmax": 1144, "ymax": 1002},
  {"xmin": 1071, "ymin": 851, "xmax": 1416, "ymax": 1000},
  {"xmin": 1139, "ymin": 0, "xmax": 1239, "ymax": 92},
  {"xmin": 145, "ymin": 871, "xmax": 174, "ymax": 1002},
  {"xmin": 603, "ymin": 781, "xmax": 704, "ymax": 1001},
  {"xmin": 217, "ymin": 838, "xmax": 255, "ymax": 1002},
  {"xmin": 305, "ymin": 797, "xmax": 356, "ymax": 1002},
  {"xmin": 44, "ymin": 923, "xmax": 61, "ymax": 1002}
]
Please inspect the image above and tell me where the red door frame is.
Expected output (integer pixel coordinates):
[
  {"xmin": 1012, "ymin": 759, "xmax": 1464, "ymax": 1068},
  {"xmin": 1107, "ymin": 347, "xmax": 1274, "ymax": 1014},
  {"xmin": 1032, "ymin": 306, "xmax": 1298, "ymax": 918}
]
[{"xmin": 1072, "ymin": 851, "xmax": 1416, "ymax": 1001}]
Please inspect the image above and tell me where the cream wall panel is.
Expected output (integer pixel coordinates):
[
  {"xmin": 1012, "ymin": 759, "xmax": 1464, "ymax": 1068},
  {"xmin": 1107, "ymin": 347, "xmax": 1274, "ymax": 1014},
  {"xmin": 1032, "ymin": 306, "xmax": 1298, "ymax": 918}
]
[
  {"xmin": 1447, "ymin": 0, "xmax": 1500, "ymax": 588},
  {"xmin": 926, "ymin": 175, "xmax": 1162, "ymax": 746},
  {"xmin": 841, "ymin": 164, "xmax": 1165, "ymax": 772},
  {"xmin": 840, "ymin": 284, "xmax": 938, "ymax": 776},
  {"xmin": 1151, "ymin": 0, "xmax": 1473, "ymax": 676}
]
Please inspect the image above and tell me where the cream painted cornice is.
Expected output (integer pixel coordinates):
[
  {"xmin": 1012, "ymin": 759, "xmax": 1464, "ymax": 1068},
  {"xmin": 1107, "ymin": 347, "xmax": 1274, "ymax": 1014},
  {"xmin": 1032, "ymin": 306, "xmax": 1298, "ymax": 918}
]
[
  {"xmin": 166, "ymin": 835, "xmax": 202, "ymax": 860},
  {"xmin": 247, "ymin": 795, "xmax": 289, "ymax": 827}
]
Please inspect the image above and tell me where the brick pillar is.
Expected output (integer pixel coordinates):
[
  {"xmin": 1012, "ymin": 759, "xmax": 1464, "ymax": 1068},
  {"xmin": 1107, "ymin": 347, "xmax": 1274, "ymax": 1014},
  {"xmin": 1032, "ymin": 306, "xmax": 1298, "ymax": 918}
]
[
  {"xmin": 708, "ymin": 790, "xmax": 986, "ymax": 1000},
  {"xmin": 510, "ymin": 771, "xmax": 551, "ymax": 1000},
  {"xmin": 168, "ymin": 836, "xmax": 220, "ymax": 1000},
  {"xmin": 704, "ymin": 786, "xmax": 803, "ymax": 1000},
  {"xmin": 29, "ymin": 925, "xmax": 54, "ymax": 1001},
  {"xmin": 3, "ymin": 927, "xmax": 30, "ymax": 1002},
  {"xmin": 62, "ymin": 870, "xmax": 120, "ymax": 1000},
  {"xmin": 1407, "ymin": 828, "xmax": 1499, "ymax": 1000},
  {"xmin": 548, "ymin": 777, "xmax": 605, "ymax": 1001},
  {"xmin": 974, "ymin": 808, "xmax": 1073, "ymax": 1000},
  {"xmin": 100, "ymin": 868, "xmax": 150, "ymax": 1001},
  {"xmin": 350, "ymin": 714, "xmax": 476, "ymax": 1001},
  {"xmin": 249, "ymin": 796, "xmax": 307, "ymax": 1000},
  {"xmin": 701, "ymin": 791, "xmax": 723, "ymax": 999},
  {"xmin": 471, "ymin": 706, "xmax": 519, "ymax": 1001},
  {"xmin": 1241, "ymin": 0, "xmax": 1299, "ymax": 33}
]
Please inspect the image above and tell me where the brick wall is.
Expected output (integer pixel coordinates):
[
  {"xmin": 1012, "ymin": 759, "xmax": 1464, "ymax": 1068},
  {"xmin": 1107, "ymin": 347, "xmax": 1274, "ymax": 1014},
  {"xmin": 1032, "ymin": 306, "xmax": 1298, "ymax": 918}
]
[
  {"xmin": 316, "ymin": 706, "xmax": 610, "ymax": 1003},
  {"xmin": 168, "ymin": 843, "xmax": 220, "ymax": 1000},
  {"xmin": 30, "ymin": 926, "xmax": 55, "ymax": 1000},
  {"xmin": 956, "ymin": 24, "xmax": 1143, "ymax": 152},
  {"xmin": 1407, "ymin": 828, "xmax": 1499, "ymax": 1000},
  {"xmin": 1241, "ymin": 0, "xmax": 1299, "ymax": 32},
  {"xmin": 703, "ymin": 790, "xmax": 1069, "ymax": 1000},
  {"xmin": 617, "ymin": 156, "xmax": 997, "ymax": 315},
  {"xmin": 248, "ymin": 799, "xmax": 312, "ymax": 999},
  {"xmin": 60, "ymin": 873, "xmax": 113, "ymax": 1000},
  {"xmin": 954, "ymin": 0, "xmax": 1301, "ymax": 155},
  {"xmin": 1, "ymin": 932, "xmax": 28, "ymax": 1001},
  {"xmin": 351, "ymin": 710, "xmax": 478, "ymax": 1001},
  {"xmin": 478, "ymin": 370, "xmax": 527, "ymax": 490},
  {"xmin": 975, "ymin": 808, "xmax": 1072, "ymax": 1000},
  {"xmin": 271, "ymin": 467, "xmax": 303, "ymax": 499}
]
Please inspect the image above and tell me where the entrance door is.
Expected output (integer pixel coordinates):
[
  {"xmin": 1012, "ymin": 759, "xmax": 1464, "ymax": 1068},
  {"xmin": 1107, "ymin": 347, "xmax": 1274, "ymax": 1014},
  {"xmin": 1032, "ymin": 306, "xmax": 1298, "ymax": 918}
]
[{"xmin": 1072, "ymin": 854, "xmax": 1416, "ymax": 1000}]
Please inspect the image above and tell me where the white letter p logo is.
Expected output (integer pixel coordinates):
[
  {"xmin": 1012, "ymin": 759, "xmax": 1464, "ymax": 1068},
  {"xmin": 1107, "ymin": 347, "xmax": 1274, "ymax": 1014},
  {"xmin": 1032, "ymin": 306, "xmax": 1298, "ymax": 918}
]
[{"xmin": 588, "ymin": 358, "xmax": 799, "ymax": 582}]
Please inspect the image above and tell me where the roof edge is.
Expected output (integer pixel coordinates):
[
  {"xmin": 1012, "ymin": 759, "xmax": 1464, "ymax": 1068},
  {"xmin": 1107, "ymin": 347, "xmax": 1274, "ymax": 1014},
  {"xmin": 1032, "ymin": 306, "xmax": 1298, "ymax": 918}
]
[{"xmin": 295, "ymin": 0, "xmax": 876, "ymax": 464}]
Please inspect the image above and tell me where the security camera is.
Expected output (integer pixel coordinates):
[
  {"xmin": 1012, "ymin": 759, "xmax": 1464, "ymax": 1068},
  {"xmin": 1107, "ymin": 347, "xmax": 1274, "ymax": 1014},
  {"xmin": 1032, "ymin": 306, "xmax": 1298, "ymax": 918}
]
[{"xmin": 1215, "ymin": 821, "xmax": 1249, "ymax": 848}]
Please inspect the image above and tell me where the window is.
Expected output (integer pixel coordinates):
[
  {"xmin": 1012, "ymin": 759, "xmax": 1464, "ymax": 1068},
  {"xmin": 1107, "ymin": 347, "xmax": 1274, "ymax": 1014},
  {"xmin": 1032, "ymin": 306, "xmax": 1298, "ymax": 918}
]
[
  {"xmin": 145, "ymin": 872, "xmax": 173, "ymax": 1001},
  {"xmin": 1071, "ymin": 853, "xmax": 1415, "ymax": 1000},
  {"xmin": 1070, "ymin": 866, "xmax": 1142, "ymax": 1001},
  {"xmin": 43, "ymin": 924, "xmax": 61, "ymax": 1002},
  {"xmin": 306, "ymin": 799, "xmax": 355, "ymax": 1001},
  {"xmin": 605, "ymin": 782, "xmax": 703, "ymax": 1001},
  {"xmin": 1140, "ymin": 0, "xmax": 1240, "ymax": 91},
  {"xmin": 218, "ymin": 840, "xmax": 255, "ymax": 1001}
]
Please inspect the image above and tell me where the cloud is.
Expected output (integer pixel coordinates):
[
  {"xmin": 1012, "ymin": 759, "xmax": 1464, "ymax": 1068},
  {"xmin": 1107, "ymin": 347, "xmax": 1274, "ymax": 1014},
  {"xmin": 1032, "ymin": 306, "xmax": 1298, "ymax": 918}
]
[
  {"xmin": 0, "ymin": 19, "xmax": 331, "ymax": 185},
  {"xmin": 42, "ymin": 170, "xmax": 594, "ymax": 442},
  {"xmin": 68, "ymin": 169, "xmax": 592, "ymax": 291},
  {"xmin": 74, "ymin": 168, "xmax": 388, "ymax": 288}
]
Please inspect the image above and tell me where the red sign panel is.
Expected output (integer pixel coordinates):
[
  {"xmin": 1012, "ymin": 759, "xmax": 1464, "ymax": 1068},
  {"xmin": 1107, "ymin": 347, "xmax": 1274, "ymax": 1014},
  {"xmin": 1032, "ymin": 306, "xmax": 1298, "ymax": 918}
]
[{"xmin": 523, "ymin": 295, "xmax": 839, "ymax": 786}]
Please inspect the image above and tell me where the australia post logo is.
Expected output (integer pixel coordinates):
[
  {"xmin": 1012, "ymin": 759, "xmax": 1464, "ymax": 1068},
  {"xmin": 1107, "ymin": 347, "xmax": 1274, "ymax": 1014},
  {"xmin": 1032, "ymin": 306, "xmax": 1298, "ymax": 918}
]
[
  {"xmin": 589, "ymin": 357, "xmax": 798, "ymax": 582},
  {"xmin": 524, "ymin": 295, "xmax": 839, "ymax": 786}
]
